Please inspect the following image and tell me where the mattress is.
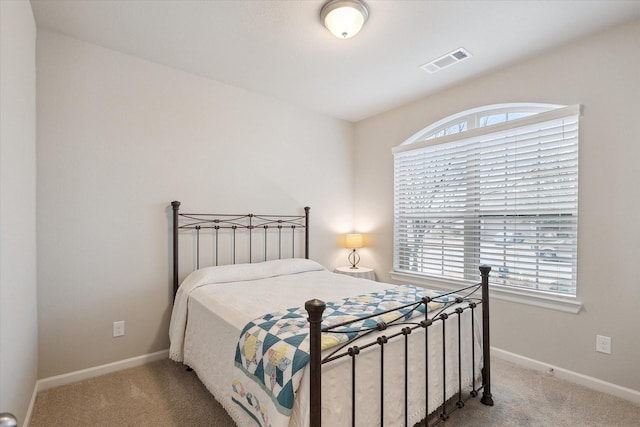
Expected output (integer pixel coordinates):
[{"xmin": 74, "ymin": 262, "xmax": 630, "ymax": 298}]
[{"xmin": 169, "ymin": 258, "xmax": 482, "ymax": 427}]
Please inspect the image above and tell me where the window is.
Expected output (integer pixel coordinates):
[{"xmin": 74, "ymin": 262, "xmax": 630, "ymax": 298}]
[{"xmin": 393, "ymin": 104, "xmax": 580, "ymax": 296}]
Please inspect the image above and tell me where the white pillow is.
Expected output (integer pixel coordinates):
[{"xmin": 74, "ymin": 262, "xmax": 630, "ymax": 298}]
[{"xmin": 180, "ymin": 258, "xmax": 326, "ymax": 292}]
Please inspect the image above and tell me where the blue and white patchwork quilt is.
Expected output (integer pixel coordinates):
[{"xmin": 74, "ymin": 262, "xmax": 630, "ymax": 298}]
[{"xmin": 231, "ymin": 284, "xmax": 454, "ymax": 427}]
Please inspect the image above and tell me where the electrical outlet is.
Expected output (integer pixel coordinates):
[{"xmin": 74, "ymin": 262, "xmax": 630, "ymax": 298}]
[
  {"xmin": 113, "ymin": 321, "xmax": 125, "ymax": 337},
  {"xmin": 596, "ymin": 335, "xmax": 611, "ymax": 354}
]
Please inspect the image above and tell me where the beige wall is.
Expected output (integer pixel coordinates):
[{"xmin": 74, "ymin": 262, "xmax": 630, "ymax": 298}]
[
  {"xmin": 354, "ymin": 20, "xmax": 640, "ymax": 391},
  {"xmin": 36, "ymin": 30, "xmax": 355, "ymax": 378},
  {"xmin": 0, "ymin": 0, "xmax": 38, "ymax": 423}
]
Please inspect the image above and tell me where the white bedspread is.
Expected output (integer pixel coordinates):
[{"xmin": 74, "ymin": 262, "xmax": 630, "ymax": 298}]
[{"xmin": 169, "ymin": 259, "xmax": 482, "ymax": 427}]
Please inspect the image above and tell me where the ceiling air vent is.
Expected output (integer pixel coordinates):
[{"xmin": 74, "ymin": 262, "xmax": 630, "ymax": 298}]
[{"xmin": 420, "ymin": 48, "xmax": 472, "ymax": 74}]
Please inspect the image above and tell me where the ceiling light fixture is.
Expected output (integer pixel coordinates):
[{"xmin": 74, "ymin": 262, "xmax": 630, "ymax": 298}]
[{"xmin": 321, "ymin": 0, "xmax": 369, "ymax": 39}]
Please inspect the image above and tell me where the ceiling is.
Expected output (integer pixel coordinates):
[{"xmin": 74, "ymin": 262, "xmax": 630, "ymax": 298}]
[{"xmin": 30, "ymin": 0, "xmax": 640, "ymax": 122}]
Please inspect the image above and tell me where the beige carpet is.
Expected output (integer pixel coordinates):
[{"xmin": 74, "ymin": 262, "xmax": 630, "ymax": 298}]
[
  {"xmin": 30, "ymin": 359, "xmax": 236, "ymax": 427},
  {"xmin": 30, "ymin": 357, "xmax": 640, "ymax": 426}
]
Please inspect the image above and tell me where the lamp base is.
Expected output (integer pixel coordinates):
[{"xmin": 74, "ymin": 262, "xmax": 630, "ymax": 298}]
[{"xmin": 348, "ymin": 249, "xmax": 360, "ymax": 269}]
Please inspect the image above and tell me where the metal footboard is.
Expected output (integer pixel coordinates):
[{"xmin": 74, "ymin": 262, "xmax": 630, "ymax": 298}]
[{"xmin": 306, "ymin": 265, "xmax": 492, "ymax": 426}]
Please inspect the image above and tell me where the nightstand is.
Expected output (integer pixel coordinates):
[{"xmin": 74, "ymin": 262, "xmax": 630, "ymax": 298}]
[{"xmin": 334, "ymin": 266, "xmax": 376, "ymax": 281}]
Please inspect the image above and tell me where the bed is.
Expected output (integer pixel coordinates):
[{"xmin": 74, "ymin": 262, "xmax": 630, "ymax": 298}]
[{"xmin": 168, "ymin": 201, "xmax": 493, "ymax": 426}]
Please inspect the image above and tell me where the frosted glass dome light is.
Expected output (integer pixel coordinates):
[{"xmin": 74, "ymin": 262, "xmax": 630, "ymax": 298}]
[{"xmin": 321, "ymin": 0, "xmax": 369, "ymax": 39}]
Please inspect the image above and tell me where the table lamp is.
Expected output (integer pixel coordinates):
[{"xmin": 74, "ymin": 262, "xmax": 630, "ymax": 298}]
[{"xmin": 345, "ymin": 233, "xmax": 363, "ymax": 269}]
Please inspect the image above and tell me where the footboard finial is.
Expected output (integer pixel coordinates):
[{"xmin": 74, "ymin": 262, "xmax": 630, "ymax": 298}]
[{"xmin": 306, "ymin": 299, "xmax": 326, "ymax": 427}]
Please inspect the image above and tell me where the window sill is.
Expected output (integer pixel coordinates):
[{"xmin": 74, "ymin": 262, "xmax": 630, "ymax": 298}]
[{"xmin": 389, "ymin": 271, "xmax": 582, "ymax": 314}]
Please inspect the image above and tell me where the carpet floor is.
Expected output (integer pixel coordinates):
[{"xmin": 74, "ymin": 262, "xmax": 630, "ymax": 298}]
[{"xmin": 30, "ymin": 357, "xmax": 640, "ymax": 426}]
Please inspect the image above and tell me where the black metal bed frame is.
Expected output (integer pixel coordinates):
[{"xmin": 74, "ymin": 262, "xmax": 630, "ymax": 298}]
[{"xmin": 171, "ymin": 201, "xmax": 493, "ymax": 426}]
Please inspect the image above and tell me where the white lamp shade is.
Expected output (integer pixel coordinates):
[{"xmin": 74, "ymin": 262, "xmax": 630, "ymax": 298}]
[
  {"xmin": 321, "ymin": 0, "xmax": 369, "ymax": 39},
  {"xmin": 345, "ymin": 233, "xmax": 364, "ymax": 249}
]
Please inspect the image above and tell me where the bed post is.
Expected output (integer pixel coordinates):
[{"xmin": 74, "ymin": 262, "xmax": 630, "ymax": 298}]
[
  {"xmin": 306, "ymin": 298, "xmax": 325, "ymax": 427},
  {"xmin": 304, "ymin": 207, "xmax": 310, "ymax": 259},
  {"xmin": 479, "ymin": 264, "xmax": 494, "ymax": 406},
  {"xmin": 172, "ymin": 201, "xmax": 181, "ymax": 298}
]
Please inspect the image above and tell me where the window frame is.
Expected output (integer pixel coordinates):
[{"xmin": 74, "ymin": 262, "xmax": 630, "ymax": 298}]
[{"xmin": 392, "ymin": 103, "xmax": 582, "ymax": 313}]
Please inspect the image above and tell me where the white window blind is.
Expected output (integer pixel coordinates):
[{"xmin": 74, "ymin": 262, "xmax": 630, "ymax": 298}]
[{"xmin": 393, "ymin": 105, "xmax": 579, "ymax": 295}]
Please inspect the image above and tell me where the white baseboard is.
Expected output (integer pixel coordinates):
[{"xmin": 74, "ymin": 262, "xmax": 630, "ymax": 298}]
[
  {"xmin": 37, "ymin": 349, "xmax": 169, "ymax": 392},
  {"xmin": 23, "ymin": 381, "xmax": 39, "ymax": 427},
  {"xmin": 24, "ymin": 349, "xmax": 169, "ymax": 426},
  {"xmin": 492, "ymin": 347, "xmax": 640, "ymax": 406}
]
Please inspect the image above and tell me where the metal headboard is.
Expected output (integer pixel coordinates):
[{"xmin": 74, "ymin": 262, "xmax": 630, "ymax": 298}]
[{"xmin": 171, "ymin": 201, "xmax": 309, "ymax": 296}]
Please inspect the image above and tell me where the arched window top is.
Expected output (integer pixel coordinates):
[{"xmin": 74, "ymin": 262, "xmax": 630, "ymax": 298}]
[{"xmin": 401, "ymin": 103, "xmax": 566, "ymax": 146}]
